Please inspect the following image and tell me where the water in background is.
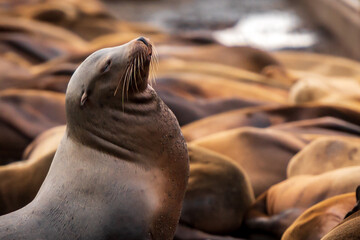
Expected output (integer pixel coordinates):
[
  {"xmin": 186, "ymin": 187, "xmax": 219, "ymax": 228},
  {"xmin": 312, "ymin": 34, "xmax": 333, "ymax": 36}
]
[{"xmin": 105, "ymin": 0, "xmax": 348, "ymax": 57}]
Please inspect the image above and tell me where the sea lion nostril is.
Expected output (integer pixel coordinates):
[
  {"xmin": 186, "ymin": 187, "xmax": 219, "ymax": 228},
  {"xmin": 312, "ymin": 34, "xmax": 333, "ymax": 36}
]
[{"xmin": 137, "ymin": 37, "xmax": 149, "ymax": 47}]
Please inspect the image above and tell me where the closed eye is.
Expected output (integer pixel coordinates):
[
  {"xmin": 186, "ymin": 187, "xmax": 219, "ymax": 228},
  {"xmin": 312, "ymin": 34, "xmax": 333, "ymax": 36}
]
[{"xmin": 101, "ymin": 59, "xmax": 112, "ymax": 73}]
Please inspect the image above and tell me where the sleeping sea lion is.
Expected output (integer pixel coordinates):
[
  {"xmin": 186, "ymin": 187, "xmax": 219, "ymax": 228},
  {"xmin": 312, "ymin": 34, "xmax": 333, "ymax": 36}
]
[
  {"xmin": 287, "ymin": 137, "xmax": 360, "ymax": 177},
  {"xmin": 180, "ymin": 145, "xmax": 254, "ymax": 234},
  {"xmin": 282, "ymin": 192, "xmax": 356, "ymax": 240},
  {"xmin": 245, "ymin": 166, "xmax": 360, "ymax": 238},
  {"xmin": 182, "ymin": 104, "xmax": 360, "ymax": 142},
  {"xmin": 0, "ymin": 89, "xmax": 65, "ymax": 162},
  {"xmin": 191, "ymin": 127, "xmax": 307, "ymax": 196},
  {"xmin": 321, "ymin": 187, "xmax": 360, "ymax": 240}
]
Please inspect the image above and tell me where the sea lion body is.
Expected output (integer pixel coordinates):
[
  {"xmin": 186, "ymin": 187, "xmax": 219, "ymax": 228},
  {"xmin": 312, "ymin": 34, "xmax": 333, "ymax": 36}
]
[
  {"xmin": 245, "ymin": 166, "xmax": 360, "ymax": 238},
  {"xmin": 287, "ymin": 137, "xmax": 360, "ymax": 177},
  {"xmin": 192, "ymin": 127, "xmax": 306, "ymax": 196},
  {"xmin": 0, "ymin": 38, "xmax": 189, "ymax": 240},
  {"xmin": 180, "ymin": 145, "xmax": 254, "ymax": 234},
  {"xmin": 282, "ymin": 192, "xmax": 356, "ymax": 240},
  {"xmin": 0, "ymin": 89, "xmax": 65, "ymax": 162},
  {"xmin": 181, "ymin": 104, "xmax": 360, "ymax": 142},
  {"xmin": 321, "ymin": 187, "xmax": 360, "ymax": 239}
]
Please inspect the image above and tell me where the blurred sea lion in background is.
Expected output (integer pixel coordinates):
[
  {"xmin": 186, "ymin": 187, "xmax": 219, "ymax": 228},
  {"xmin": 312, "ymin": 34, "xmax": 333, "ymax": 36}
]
[
  {"xmin": 154, "ymin": 72, "xmax": 288, "ymax": 103},
  {"xmin": 282, "ymin": 192, "xmax": 356, "ymax": 240},
  {"xmin": 0, "ymin": 17, "xmax": 88, "ymax": 62},
  {"xmin": 0, "ymin": 126, "xmax": 64, "ymax": 215},
  {"xmin": 0, "ymin": 61, "xmax": 77, "ymax": 93},
  {"xmin": 0, "ymin": 89, "xmax": 65, "ymax": 162},
  {"xmin": 157, "ymin": 44, "xmax": 291, "ymax": 76},
  {"xmin": 245, "ymin": 166, "xmax": 360, "ymax": 238},
  {"xmin": 321, "ymin": 187, "xmax": 360, "ymax": 240},
  {"xmin": 192, "ymin": 127, "xmax": 307, "ymax": 196},
  {"xmin": 0, "ymin": 0, "xmax": 161, "ymax": 40},
  {"xmin": 156, "ymin": 89, "xmax": 265, "ymax": 126},
  {"xmin": 181, "ymin": 145, "xmax": 254, "ymax": 234},
  {"xmin": 274, "ymin": 51, "xmax": 360, "ymax": 79},
  {"xmin": 182, "ymin": 104, "xmax": 360, "ymax": 142},
  {"xmin": 287, "ymin": 137, "xmax": 360, "ymax": 177},
  {"xmin": 289, "ymin": 76, "xmax": 360, "ymax": 113},
  {"xmin": 270, "ymin": 117, "xmax": 360, "ymax": 138}
]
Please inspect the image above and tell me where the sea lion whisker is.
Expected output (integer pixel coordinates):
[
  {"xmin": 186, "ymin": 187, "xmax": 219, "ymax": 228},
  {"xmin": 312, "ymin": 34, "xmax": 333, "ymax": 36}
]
[
  {"xmin": 124, "ymin": 64, "xmax": 132, "ymax": 101},
  {"xmin": 149, "ymin": 46, "xmax": 158, "ymax": 86},
  {"xmin": 121, "ymin": 62, "xmax": 132, "ymax": 109},
  {"xmin": 133, "ymin": 58, "xmax": 139, "ymax": 92},
  {"xmin": 125, "ymin": 60, "xmax": 133, "ymax": 100},
  {"xmin": 149, "ymin": 60, "xmax": 157, "ymax": 86},
  {"xmin": 114, "ymin": 68, "xmax": 126, "ymax": 96}
]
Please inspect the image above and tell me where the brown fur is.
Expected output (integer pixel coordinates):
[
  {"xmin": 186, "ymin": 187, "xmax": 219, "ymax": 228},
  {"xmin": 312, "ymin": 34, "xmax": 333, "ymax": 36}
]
[
  {"xmin": 245, "ymin": 166, "xmax": 360, "ymax": 238},
  {"xmin": 181, "ymin": 145, "xmax": 254, "ymax": 234},
  {"xmin": 287, "ymin": 137, "xmax": 360, "ymax": 177},
  {"xmin": 0, "ymin": 89, "xmax": 65, "ymax": 162},
  {"xmin": 282, "ymin": 193, "xmax": 356, "ymax": 240},
  {"xmin": 182, "ymin": 104, "xmax": 360, "ymax": 142},
  {"xmin": 192, "ymin": 127, "xmax": 307, "ymax": 196}
]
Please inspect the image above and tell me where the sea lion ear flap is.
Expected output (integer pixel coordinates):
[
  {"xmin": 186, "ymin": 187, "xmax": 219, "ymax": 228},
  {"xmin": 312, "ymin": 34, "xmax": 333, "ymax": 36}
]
[
  {"xmin": 80, "ymin": 91, "xmax": 88, "ymax": 106},
  {"xmin": 356, "ymin": 186, "xmax": 360, "ymax": 202}
]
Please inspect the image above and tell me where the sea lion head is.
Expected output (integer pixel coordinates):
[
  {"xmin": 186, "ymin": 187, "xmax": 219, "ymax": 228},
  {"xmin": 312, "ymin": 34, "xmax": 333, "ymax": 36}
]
[
  {"xmin": 66, "ymin": 36, "xmax": 155, "ymax": 107},
  {"xmin": 64, "ymin": 37, "xmax": 171, "ymax": 160}
]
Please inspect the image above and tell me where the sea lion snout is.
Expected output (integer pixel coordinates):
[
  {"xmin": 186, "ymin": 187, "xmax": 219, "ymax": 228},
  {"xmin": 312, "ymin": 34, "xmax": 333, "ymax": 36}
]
[
  {"xmin": 134, "ymin": 36, "xmax": 153, "ymax": 61},
  {"xmin": 137, "ymin": 36, "xmax": 149, "ymax": 47}
]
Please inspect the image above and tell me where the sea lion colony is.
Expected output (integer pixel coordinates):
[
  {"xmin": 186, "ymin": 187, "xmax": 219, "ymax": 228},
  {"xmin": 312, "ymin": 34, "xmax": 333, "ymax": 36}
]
[{"xmin": 1, "ymin": 0, "xmax": 360, "ymax": 239}]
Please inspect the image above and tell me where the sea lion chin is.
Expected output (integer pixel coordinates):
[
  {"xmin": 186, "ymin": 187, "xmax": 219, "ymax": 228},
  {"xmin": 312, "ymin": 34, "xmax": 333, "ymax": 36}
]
[{"xmin": 0, "ymin": 37, "xmax": 189, "ymax": 240}]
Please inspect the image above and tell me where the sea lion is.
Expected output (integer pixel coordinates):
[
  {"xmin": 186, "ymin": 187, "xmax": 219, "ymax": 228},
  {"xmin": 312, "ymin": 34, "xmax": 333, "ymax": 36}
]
[
  {"xmin": 321, "ymin": 187, "xmax": 360, "ymax": 240},
  {"xmin": 154, "ymin": 72, "xmax": 288, "ymax": 104},
  {"xmin": 274, "ymin": 51, "xmax": 360, "ymax": 79},
  {"xmin": 0, "ymin": 89, "xmax": 65, "ymax": 162},
  {"xmin": 182, "ymin": 104, "xmax": 360, "ymax": 142},
  {"xmin": 180, "ymin": 145, "xmax": 254, "ymax": 234},
  {"xmin": 289, "ymin": 76, "xmax": 360, "ymax": 104},
  {"xmin": 0, "ymin": 125, "xmax": 64, "ymax": 215},
  {"xmin": 287, "ymin": 137, "xmax": 360, "ymax": 178},
  {"xmin": 191, "ymin": 127, "xmax": 307, "ymax": 196},
  {"xmin": 282, "ymin": 192, "xmax": 356, "ymax": 240},
  {"xmin": 156, "ymin": 89, "xmax": 265, "ymax": 126},
  {"xmin": 270, "ymin": 116, "xmax": 360, "ymax": 138},
  {"xmin": 156, "ymin": 44, "xmax": 282, "ymax": 74},
  {"xmin": 0, "ymin": 37, "xmax": 189, "ymax": 240},
  {"xmin": 0, "ymin": 61, "xmax": 76, "ymax": 93},
  {"xmin": 244, "ymin": 166, "xmax": 360, "ymax": 238},
  {"xmin": 289, "ymin": 76, "xmax": 360, "ymax": 112},
  {"xmin": 0, "ymin": 17, "xmax": 87, "ymax": 59}
]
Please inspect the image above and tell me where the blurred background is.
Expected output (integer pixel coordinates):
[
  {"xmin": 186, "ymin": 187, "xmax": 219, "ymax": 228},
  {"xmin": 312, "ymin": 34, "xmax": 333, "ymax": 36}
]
[{"xmin": 103, "ymin": 0, "xmax": 359, "ymax": 59}]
